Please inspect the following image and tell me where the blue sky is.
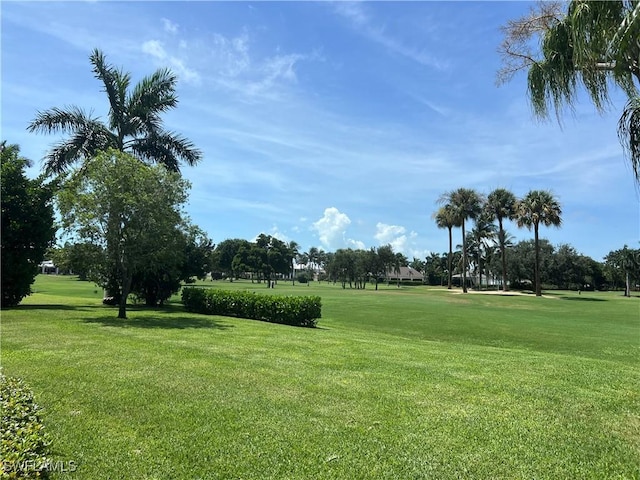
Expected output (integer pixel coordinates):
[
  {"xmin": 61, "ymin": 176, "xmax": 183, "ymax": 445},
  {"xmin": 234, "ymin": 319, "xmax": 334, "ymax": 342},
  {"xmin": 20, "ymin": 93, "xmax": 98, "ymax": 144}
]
[{"xmin": 2, "ymin": 1, "xmax": 638, "ymax": 262}]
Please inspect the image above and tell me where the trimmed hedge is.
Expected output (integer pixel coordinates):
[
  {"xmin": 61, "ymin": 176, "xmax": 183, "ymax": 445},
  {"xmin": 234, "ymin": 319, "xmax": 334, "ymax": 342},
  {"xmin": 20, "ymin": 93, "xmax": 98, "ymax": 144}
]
[
  {"xmin": 182, "ymin": 288, "xmax": 321, "ymax": 328},
  {"xmin": 1, "ymin": 372, "xmax": 51, "ymax": 479}
]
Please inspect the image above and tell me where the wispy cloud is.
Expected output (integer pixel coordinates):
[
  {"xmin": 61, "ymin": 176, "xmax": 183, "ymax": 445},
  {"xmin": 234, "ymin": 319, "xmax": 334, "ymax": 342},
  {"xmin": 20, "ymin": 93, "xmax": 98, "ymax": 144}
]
[
  {"xmin": 332, "ymin": 2, "xmax": 448, "ymax": 70},
  {"xmin": 162, "ymin": 18, "xmax": 178, "ymax": 35},
  {"xmin": 141, "ymin": 39, "xmax": 201, "ymax": 85}
]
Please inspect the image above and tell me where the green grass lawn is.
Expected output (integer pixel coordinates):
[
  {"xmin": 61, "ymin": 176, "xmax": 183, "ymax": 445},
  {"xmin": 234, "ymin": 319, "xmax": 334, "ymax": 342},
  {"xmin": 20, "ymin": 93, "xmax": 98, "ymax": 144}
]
[{"xmin": 2, "ymin": 275, "xmax": 639, "ymax": 479}]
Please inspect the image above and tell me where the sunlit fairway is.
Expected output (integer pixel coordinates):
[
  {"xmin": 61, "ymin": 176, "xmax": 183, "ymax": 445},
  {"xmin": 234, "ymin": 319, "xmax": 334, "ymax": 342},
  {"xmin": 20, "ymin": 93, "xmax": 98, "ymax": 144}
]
[{"xmin": 2, "ymin": 275, "xmax": 639, "ymax": 479}]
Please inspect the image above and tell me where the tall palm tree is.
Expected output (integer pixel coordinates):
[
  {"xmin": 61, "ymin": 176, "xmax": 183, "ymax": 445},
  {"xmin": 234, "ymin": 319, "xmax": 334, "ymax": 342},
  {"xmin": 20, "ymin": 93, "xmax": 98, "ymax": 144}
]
[
  {"xmin": 516, "ymin": 190, "xmax": 562, "ymax": 296},
  {"xmin": 28, "ymin": 48, "xmax": 202, "ymax": 175},
  {"xmin": 287, "ymin": 241, "xmax": 300, "ymax": 285},
  {"xmin": 485, "ymin": 188, "xmax": 517, "ymax": 291},
  {"xmin": 433, "ymin": 204, "xmax": 460, "ymax": 289},
  {"xmin": 470, "ymin": 212, "xmax": 497, "ymax": 290},
  {"xmin": 440, "ymin": 188, "xmax": 483, "ymax": 293}
]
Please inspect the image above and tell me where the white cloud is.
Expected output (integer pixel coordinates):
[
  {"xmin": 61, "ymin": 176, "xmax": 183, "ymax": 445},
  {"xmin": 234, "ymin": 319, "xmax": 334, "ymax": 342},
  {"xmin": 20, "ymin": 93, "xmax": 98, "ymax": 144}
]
[
  {"xmin": 332, "ymin": 2, "xmax": 447, "ymax": 70},
  {"xmin": 243, "ymin": 53, "xmax": 305, "ymax": 97},
  {"xmin": 312, "ymin": 207, "xmax": 352, "ymax": 249},
  {"xmin": 210, "ymin": 31, "xmax": 251, "ymax": 77},
  {"xmin": 269, "ymin": 225, "xmax": 290, "ymax": 243},
  {"xmin": 347, "ymin": 238, "xmax": 366, "ymax": 250},
  {"xmin": 162, "ymin": 18, "xmax": 178, "ymax": 35},
  {"xmin": 142, "ymin": 39, "xmax": 166, "ymax": 59},
  {"xmin": 141, "ymin": 39, "xmax": 200, "ymax": 85},
  {"xmin": 375, "ymin": 223, "xmax": 421, "ymax": 255},
  {"xmin": 375, "ymin": 222, "xmax": 406, "ymax": 244}
]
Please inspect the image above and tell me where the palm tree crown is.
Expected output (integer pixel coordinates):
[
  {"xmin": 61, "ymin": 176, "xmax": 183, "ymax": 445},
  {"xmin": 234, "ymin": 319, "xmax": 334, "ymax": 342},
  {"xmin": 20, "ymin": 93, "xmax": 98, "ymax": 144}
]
[
  {"xmin": 28, "ymin": 48, "xmax": 202, "ymax": 175},
  {"xmin": 439, "ymin": 188, "xmax": 483, "ymax": 293},
  {"xmin": 433, "ymin": 204, "xmax": 460, "ymax": 289},
  {"xmin": 516, "ymin": 190, "xmax": 562, "ymax": 231},
  {"xmin": 516, "ymin": 190, "xmax": 562, "ymax": 296}
]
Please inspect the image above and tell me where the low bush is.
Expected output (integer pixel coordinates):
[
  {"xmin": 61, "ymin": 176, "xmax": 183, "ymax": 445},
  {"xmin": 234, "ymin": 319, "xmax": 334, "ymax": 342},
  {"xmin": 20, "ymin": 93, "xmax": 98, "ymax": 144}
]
[
  {"xmin": 182, "ymin": 288, "xmax": 321, "ymax": 327},
  {"xmin": 1, "ymin": 372, "xmax": 51, "ymax": 479}
]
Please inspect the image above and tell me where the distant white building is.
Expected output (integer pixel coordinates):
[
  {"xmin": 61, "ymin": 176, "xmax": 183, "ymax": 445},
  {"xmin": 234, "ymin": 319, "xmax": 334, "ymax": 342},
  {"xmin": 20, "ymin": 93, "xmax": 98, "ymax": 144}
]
[{"xmin": 38, "ymin": 260, "xmax": 58, "ymax": 274}]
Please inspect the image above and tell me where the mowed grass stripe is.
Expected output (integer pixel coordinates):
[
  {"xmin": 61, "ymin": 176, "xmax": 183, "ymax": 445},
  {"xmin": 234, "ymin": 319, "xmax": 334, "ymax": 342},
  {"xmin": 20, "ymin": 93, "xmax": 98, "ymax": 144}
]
[{"xmin": 1, "ymin": 275, "xmax": 639, "ymax": 479}]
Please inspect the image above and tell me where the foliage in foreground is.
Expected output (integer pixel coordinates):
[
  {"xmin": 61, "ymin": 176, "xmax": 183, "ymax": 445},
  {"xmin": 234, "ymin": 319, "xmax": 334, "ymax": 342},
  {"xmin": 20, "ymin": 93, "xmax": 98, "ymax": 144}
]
[
  {"xmin": 182, "ymin": 287, "xmax": 321, "ymax": 327},
  {"xmin": 1, "ymin": 373, "xmax": 51, "ymax": 479}
]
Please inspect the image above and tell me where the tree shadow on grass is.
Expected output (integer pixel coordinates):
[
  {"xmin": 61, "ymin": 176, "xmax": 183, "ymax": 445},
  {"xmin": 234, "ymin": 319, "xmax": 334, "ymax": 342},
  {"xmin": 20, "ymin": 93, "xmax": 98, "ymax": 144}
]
[
  {"xmin": 8, "ymin": 304, "xmax": 93, "ymax": 311},
  {"xmin": 560, "ymin": 296, "xmax": 608, "ymax": 302},
  {"xmin": 83, "ymin": 314, "xmax": 232, "ymax": 330}
]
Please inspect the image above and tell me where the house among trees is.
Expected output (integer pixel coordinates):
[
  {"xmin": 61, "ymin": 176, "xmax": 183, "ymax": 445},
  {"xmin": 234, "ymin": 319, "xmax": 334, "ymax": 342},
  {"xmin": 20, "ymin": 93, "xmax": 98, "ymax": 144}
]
[{"xmin": 386, "ymin": 266, "xmax": 423, "ymax": 283}]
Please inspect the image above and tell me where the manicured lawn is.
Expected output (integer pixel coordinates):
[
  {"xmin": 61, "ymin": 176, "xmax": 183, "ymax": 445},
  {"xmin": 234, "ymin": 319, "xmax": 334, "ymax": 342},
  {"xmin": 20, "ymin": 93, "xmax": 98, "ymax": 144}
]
[{"xmin": 2, "ymin": 275, "xmax": 639, "ymax": 479}]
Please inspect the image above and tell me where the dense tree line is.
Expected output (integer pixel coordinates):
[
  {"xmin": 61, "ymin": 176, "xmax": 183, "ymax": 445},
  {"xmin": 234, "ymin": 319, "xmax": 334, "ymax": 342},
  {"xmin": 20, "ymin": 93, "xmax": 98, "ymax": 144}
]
[
  {"xmin": 211, "ymin": 235, "xmax": 297, "ymax": 285},
  {"xmin": 430, "ymin": 184, "xmax": 637, "ymax": 294},
  {"xmin": 419, "ymin": 241, "xmax": 635, "ymax": 293},
  {"xmin": 435, "ymin": 187, "xmax": 562, "ymax": 296}
]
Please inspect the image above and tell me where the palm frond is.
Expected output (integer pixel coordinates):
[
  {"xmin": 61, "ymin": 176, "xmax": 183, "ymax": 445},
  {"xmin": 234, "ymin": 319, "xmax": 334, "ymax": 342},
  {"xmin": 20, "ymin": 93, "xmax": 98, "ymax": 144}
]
[
  {"xmin": 516, "ymin": 190, "xmax": 562, "ymax": 229},
  {"xmin": 90, "ymin": 48, "xmax": 129, "ymax": 140},
  {"xmin": 127, "ymin": 68, "xmax": 178, "ymax": 133},
  {"xmin": 27, "ymin": 106, "xmax": 101, "ymax": 135},
  {"xmin": 618, "ymin": 96, "xmax": 640, "ymax": 181},
  {"xmin": 129, "ymin": 130, "xmax": 202, "ymax": 171},
  {"xmin": 43, "ymin": 125, "xmax": 117, "ymax": 175}
]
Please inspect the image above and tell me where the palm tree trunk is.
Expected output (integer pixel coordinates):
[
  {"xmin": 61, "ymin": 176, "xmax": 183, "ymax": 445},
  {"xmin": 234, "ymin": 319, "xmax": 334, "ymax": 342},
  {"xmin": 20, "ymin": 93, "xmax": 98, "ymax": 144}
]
[
  {"xmin": 447, "ymin": 227, "xmax": 453, "ymax": 289},
  {"xmin": 462, "ymin": 220, "xmax": 468, "ymax": 293},
  {"xmin": 499, "ymin": 220, "xmax": 508, "ymax": 291},
  {"xmin": 534, "ymin": 223, "xmax": 541, "ymax": 296}
]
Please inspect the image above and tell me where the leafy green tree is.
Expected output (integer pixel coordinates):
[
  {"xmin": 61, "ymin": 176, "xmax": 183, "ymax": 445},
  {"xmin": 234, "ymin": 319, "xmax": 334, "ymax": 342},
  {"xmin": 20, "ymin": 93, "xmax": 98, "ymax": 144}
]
[
  {"xmin": 368, "ymin": 248, "xmax": 387, "ymax": 290},
  {"xmin": 498, "ymin": 1, "xmax": 640, "ymax": 180},
  {"xmin": 440, "ymin": 188, "xmax": 483, "ymax": 293},
  {"xmin": 376, "ymin": 244, "xmax": 396, "ymax": 286},
  {"xmin": 28, "ymin": 49, "xmax": 202, "ymax": 175},
  {"xmin": 433, "ymin": 204, "xmax": 460, "ymax": 289},
  {"xmin": 485, "ymin": 188, "xmax": 517, "ymax": 291},
  {"xmin": 605, "ymin": 245, "xmax": 640, "ymax": 296},
  {"xmin": 1, "ymin": 143, "xmax": 56, "ymax": 307},
  {"xmin": 212, "ymin": 238, "xmax": 251, "ymax": 279},
  {"xmin": 58, "ymin": 149, "xmax": 189, "ymax": 318},
  {"xmin": 551, "ymin": 244, "xmax": 586, "ymax": 289},
  {"xmin": 507, "ymin": 239, "xmax": 555, "ymax": 290},
  {"xmin": 329, "ymin": 249, "xmax": 351, "ymax": 289},
  {"xmin": 130, "ymin": 224, "xmax": 213, "ymax": 306},
  {"xmin": 516, "ymin": 190, "xmax": 563, "ymax": 296},
  {"xmin": 58, "ymin": 241, "xmax": 105, "ymax": 280},
  {"xmin": 423, "ymin": 253, "xmax": 447, "ymax": 286}
]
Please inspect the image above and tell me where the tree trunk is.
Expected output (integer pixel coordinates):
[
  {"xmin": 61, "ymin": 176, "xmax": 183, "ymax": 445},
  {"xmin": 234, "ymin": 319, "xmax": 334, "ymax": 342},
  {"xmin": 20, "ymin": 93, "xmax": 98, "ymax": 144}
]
[
  {"xmin": 462, "ymin": 220, "xmax": 468, "ymax": 293},
  {"xmin": 534, "ymin": 223, "xmax": 541, "ymax": 296},
  {"xmin": 625, "ymin": 271, "xmax": 631, "ymax": 297},
  {"xmin": 499, "ymin": 219, "xmax": 508, "ymax": 291},
  {"xmin": 447, "ymin": 227, "xmax": 453, "ymax": 289},
  {"xmin": 118, "ymin": 273, "xmax": 132, "ymax": 319}
]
